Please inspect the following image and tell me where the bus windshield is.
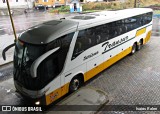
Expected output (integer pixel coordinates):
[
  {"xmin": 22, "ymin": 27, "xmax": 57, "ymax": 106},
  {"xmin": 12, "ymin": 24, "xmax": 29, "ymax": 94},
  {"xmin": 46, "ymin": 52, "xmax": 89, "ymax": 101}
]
[
  {"xmin": 14, "ymin": 33, "xmax": 74, "ymax": 90},
  {"xmin": 14, "ymin": 41, "xmax": 45, "ymax": 69}
]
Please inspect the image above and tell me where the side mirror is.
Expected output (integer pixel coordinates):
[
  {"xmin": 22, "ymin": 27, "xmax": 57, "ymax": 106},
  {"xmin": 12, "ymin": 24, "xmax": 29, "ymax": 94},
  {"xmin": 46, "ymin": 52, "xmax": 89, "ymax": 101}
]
[
  {"xmin": 30, "ymin": 47, "xmax": 60, "ymax": 78},
  {"xmin": 2, "ymin": 43, "xmax": 15, "ymax": 60}
]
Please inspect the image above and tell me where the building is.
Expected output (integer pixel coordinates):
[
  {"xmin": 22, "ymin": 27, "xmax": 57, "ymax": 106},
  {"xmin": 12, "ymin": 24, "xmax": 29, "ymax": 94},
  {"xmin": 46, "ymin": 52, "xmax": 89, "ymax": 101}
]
[
  {"xmin": 0, "ymin": 0, "xmax": 34, "ymax": 9},
  {"xmin": 70, "ymin": 0, "xmax": 82, "ymax": 12},
  {"xmin": 35, "ymin": 0, "xmax": 66, "ymax": 7}
]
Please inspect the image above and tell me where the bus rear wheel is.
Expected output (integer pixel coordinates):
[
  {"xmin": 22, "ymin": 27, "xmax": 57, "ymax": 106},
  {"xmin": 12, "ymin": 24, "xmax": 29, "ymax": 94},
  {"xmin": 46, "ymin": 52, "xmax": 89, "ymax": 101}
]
[
  {"xmin": 131, "ymin": 43, "xmax": 137, "ymax": 55},
  {"xmin": 137, "ymin": 40, "xmax": 143, "ymax": 51},
  {"xmin": 69, "ymin": 76, "xmax": 83, "ymax": 93}
]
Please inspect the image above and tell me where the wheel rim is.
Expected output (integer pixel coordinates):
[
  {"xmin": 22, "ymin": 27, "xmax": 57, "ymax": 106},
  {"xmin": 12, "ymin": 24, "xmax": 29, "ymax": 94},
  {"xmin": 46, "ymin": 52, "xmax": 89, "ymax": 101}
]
[
  {"xmin": 140, "ymin": 40, "xmax": 142, "ymax": 45},
  {"xmin": 71, "ymin": 79, "xmax": 80, "ymax": 91},
  {"xmin": 132, "ymin": 44, "xmax": 136, "ymax": 53},
  {"xmin": 137, "ymin": 40, "xmax": 142, "ymax": 50}
]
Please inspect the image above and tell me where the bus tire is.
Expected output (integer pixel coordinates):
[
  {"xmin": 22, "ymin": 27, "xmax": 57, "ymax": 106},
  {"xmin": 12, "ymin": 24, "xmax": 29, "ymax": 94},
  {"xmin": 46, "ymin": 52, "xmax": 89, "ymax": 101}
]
[
  {"xmin": 69, "ymin": 75, "xmax": 83, "ymax": 93},
  {"xmin": 137, "ymin": 39, "xmax": 143, "ymax": 51},
  {"xmin": 131, "ymin": 43, "xmax": 137, "ymax": 55}
]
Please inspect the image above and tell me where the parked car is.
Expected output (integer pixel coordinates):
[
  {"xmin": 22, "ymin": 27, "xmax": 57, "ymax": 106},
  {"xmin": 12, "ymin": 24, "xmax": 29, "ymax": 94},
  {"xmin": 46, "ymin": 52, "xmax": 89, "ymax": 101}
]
[{"xmin": 35, "ymin": 4, "xmax": 48, "ymax": 10}]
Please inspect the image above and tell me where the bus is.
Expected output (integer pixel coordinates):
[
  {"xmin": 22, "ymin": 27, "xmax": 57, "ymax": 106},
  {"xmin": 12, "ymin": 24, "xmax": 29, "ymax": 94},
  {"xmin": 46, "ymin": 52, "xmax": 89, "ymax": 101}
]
[{"xmin": 2, "ymin": 8, "xmax": 153, "ymax": 105}]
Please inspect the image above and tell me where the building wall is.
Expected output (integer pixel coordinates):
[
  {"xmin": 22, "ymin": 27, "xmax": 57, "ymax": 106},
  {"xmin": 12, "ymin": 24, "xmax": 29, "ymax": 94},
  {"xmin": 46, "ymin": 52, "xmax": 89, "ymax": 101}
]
[
  {"xmin": 0, "ymin": 0, "xmax": 34, "ymax": 8},
  {"xmin": 35, "ymin": 0, "xmax": 65, "ymax": 7}
]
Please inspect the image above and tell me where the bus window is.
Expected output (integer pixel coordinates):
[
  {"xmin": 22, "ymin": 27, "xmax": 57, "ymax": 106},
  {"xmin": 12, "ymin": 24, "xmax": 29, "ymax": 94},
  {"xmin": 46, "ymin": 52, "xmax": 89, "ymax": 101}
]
[
  {"xmin": 144, "ymin": 12, "xmax": 153, "ymax": 24},
  {"xmin": 124, "ymin": 17, "xmax": 137, "ymax": 31},
  {"xmin": 86, "ymin": 29, "xmax": 96, "ymax": 47},
  {"xmin": 72, "ymin": 30, "xmax": 86, "ymax": 58},
  {"xmin": 72, "ymin": 29, "xmax": 97, "ymax": 59},
  {"xmin": 96, "ymin": 25, "xmax": 109, "ymax": 43},
  {"xmin": 94, "ymin": 26, "xmax": 101, "ymax": 43},
  {"xmin": 108, "ymin": 22, "xmax": 118, "ymax": 39}
]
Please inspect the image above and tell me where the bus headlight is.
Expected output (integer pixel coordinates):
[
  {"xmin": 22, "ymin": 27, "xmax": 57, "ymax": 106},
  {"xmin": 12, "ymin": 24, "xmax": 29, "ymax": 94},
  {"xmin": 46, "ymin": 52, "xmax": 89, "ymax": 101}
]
[{"xmin": 35, "ymin": 101, "xmax": 40, "ymax": 105}]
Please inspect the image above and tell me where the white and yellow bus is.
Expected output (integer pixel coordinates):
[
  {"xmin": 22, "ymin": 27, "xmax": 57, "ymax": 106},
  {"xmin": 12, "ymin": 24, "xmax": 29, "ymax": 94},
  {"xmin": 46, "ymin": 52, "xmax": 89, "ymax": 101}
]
[{"xmin": 3, "ymin": 8, "xmax": 153, "ymax": 105}]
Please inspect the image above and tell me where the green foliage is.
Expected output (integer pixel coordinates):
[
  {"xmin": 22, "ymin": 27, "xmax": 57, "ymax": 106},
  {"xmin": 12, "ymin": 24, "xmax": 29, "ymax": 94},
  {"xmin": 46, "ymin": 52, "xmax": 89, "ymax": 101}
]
[
  {"xmin": 49, "ymin": 0, "xmax": 160, "ymax": 13},
  {"xmin": 82, "ymin": 2, "xmax": 126, "ymax": 11},
  {"xmin": 49, "ymin": 6, "xmax": 70, "ymax": 13},
  {"xmin": 154, "ymin": 4, "xmax": 160, "ymax": 6},
  {"xmin": 59, "ymin": 6, "xmax": 70, "ymax": 12},
  {"xmin": 154, "ymin": 10, "xmax": 160, "ymax": 14},
  {"xmin": 82, "ymin": 2, "xmax": 114, "ymax": 11}
]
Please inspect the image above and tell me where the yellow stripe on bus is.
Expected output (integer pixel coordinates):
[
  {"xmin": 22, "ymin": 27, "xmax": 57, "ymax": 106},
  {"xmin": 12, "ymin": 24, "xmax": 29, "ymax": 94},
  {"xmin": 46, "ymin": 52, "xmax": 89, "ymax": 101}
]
[
  {"xmin": 84, "ymin": 30, "xmax": 152, "ymax": 82},
  {"xmin": 144, "ymin": 31, "xmax": 152, "ymax": 44},
  {"xmin": 46, "ymin": 83, "xmax": 69, "ymax": 105},
  {"xmin": 136, "ymin": 28, "xmax": 146, "ymax": 37},
  {"xmin": 84, "ymin": 47, "xmax": 132, "ymax": 82}
]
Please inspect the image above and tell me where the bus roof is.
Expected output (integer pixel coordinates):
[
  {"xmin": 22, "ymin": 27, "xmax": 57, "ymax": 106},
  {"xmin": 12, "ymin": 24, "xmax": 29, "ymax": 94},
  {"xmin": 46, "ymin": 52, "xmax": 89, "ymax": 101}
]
[
  {"xmin": 68, "ymin": 8, "xmax": 153, "ymax": 30},
  {"xmin": 19, "ymin": 8, "xmax": 152, "ymax": 45},
  {"xmin": 19, "ymin": 20, "xmax": 78, "ymax": 44}
]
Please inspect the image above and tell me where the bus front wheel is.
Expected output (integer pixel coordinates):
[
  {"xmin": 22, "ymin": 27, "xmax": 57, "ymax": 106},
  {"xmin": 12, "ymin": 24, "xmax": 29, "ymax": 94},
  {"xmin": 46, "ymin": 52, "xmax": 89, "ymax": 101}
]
[
  {"xmin": 131, "ymin": 43, "xmax": 137, "ymax": 55},
  {"xmin": 69, "ymin": 76, "xmax": 83, "ymax": 93}
]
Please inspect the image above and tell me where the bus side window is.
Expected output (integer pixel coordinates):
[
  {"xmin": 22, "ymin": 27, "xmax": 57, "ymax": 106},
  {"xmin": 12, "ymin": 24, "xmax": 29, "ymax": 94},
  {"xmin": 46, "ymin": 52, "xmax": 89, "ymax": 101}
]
[
  {"xmin": 144, "ymin": 12, "xmax": 152, "ymax": 24},
  {"xmin": 108, "ymin": 22, "xmax": 118, "ymax": 39},
  {"xmin": 116, "ymin": 20, "xmax": 123, "ymax": 35},
  {"xmin": 124, "ymin": 18, "xmax": 131, "ymax": 32},
  {"xmin": 86, "ymin": 29, "xmax": 96, "ymax": 47},
  {"xmin": 94, "ymin": 27, "xmax": 101, "ymax": 43},
  {"xmin": 72, "ymin": 30, "xmax": 87, "ymax": 59},
  {"xmin": 101, "ymin": 24, "xmax": 109, "ymax": 42},
  {"xmin": 72, "ymin": 28, "xmax": 98, "ymax": 59},
  {"xmin": 94, "ymin": 26, "xmax": 104, "ymax": 43}
]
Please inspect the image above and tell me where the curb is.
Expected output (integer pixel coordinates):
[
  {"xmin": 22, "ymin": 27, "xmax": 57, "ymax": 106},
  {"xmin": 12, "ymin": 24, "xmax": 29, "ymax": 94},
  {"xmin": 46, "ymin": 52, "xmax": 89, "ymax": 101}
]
[{"xmin": 0, "ymin": 61, "xmax": 13, "ymax": 67}]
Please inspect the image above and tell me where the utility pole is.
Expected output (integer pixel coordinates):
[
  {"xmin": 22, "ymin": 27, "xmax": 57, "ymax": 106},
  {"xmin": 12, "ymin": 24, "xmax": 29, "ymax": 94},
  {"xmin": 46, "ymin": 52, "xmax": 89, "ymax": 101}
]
[
  {"xmin": 6, "ymin": 0, "xmax": 17, "ymax": 41},
  {"xmin": 134, "ymin": 0, "xmax": 137, "ymax": 8}
]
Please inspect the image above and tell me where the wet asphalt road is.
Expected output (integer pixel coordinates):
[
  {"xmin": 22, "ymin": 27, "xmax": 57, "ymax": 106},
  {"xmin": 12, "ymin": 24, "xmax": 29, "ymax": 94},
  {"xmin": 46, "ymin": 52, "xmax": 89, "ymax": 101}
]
[
  {"xmin": 0, "ymin": 13, "xmax": 160, "ymax": 113},
  {"xmin": 0, "ymin": 11, "xmax": 76, "ymax": 36}
]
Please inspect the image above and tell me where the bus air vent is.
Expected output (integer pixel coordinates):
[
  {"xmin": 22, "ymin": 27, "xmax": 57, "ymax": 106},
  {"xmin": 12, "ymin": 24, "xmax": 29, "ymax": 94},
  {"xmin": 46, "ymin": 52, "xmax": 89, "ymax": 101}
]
[
  {"xmin": 89, "ymin": 14, "xmax": 100, "ymax": 16},
  {"xmin": 43, "ymin": 20, "xmax": 62, "ymax": 25},
  {"xmin": 72, "ymin": 16, "xmax": 95, "ymax": 20}
]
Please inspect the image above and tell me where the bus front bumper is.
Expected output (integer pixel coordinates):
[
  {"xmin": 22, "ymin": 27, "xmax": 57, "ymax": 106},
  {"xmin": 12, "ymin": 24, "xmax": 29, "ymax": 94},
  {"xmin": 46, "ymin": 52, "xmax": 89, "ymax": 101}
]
[{"xmin": 14, "ymin": 80, "xmax": 47, "ymax": 105}]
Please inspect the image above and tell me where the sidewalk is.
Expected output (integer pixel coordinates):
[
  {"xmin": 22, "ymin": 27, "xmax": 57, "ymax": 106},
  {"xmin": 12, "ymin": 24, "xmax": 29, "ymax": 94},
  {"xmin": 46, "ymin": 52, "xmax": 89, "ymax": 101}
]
[
  {"xmin": 0, "ymin": 8, "xmax": 35, "ymax": 16},
  {"xmin": 0, "ymin": 8, "xmax": 24, "ymax": 16}
]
